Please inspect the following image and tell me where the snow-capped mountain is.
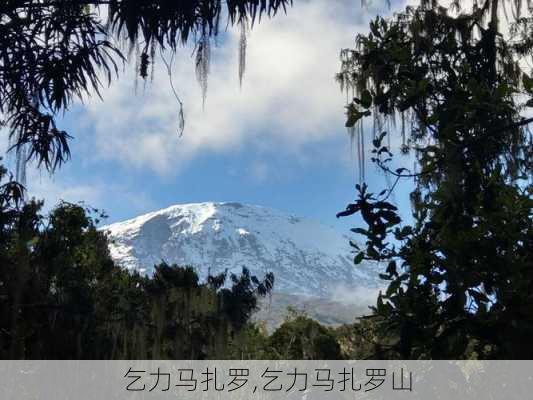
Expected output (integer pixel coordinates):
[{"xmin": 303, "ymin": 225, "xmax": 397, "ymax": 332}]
[{"xmin": 103, "ymin": 202, "xmax": 381, "ymax": 301}]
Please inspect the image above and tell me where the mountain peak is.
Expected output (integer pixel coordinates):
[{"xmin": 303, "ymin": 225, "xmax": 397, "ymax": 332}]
[{"xmin": 103, "ymin": 202, "xmax": 380, "ymax": 299}]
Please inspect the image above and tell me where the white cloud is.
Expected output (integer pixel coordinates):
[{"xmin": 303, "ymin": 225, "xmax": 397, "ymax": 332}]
[
  {"xmin": 79, "ymin": 0, "xmax": 400, "ymax": 175},
  {"xmin": 331, "ymin": 281, "xmax": 386, "ymax": 306},
  {"xmin": 31, "ymin": 178, "xmax": 102, "ymax": 206},
  {"xmin": 0, "ymin": 0, "xmax": 410, "ymax": 212},
  {"xmin": 19, "ymin": 168, "xmax": 157, "ymax": 222}
]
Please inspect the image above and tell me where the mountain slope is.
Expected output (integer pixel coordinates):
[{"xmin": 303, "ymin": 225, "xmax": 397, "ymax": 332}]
[{"xmin": 104, "ymin": 202, "xmax": 380, "ymax": 299}]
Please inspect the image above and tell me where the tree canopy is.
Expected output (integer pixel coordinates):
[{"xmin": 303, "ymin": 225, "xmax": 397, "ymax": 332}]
[
  {"xmin": 0, "ymin": 0, "xmax": 293, "ymax": 177},
  {"xmin": 0, "ymin": 165, "xmax": 275, "ymax": 358},
  {"xmin": 2, "ymin": 0, "xmax": 533, "ymax": 361},
  {"xmin": 337, "ymin": 0, "xmax": 533, "ymax": 358}
]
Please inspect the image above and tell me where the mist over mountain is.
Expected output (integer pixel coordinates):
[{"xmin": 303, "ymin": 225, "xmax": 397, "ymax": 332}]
[{"xmin": 103, "ymin": 202, "xmax": 382, "ymax": 325}]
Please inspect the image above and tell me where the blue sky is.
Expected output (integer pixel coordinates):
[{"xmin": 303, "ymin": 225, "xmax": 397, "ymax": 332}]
[{"xmin": 3, "ymin": 0, "xmax": 415, "ymax": 235}]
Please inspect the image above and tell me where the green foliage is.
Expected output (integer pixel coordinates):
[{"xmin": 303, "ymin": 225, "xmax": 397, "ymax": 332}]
[
  {"xmin": 0, "ymin": 160, "xmax": 358, "ymax": 361},
  {"xmin": 223, "ymin": 323, "xmax": 272, "ymax": 359},
  {"xmin": 0, "ymin": 173, "xmax": 274, "ymax": 359},
  {"xmin": 0, "ymin": 0, "xmax": 293, "ymax": 171},
  {"xmin": 1, "ymin": 166, "xmax": 400, "ymax": 360},
  {"xmin": 334, "ymin": 316, "xmax": 401, "ymax": 360},
  {"xmin": 265, "ymin": 312, "xmax": 342, "ymax": 360},
  {"xmin": 337, "ymin": 0, "xmax": 533, "ymax": 359}
]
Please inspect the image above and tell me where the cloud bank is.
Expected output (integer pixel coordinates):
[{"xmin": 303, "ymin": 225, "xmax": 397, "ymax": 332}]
[{"xmin": 79, "ymin": 0, "xmax": 395, "ymax": 175}]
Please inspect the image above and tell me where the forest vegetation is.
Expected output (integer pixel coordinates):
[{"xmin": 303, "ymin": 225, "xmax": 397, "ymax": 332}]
[{"xmin": 0, "ymin": 0, "xmax": 532, "ymax": 359}]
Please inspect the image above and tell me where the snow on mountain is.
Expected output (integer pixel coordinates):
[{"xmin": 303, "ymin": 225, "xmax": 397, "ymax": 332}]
[{"xmin": 102, "ymin": 202, "xmax": 381, "ymax": 299}]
